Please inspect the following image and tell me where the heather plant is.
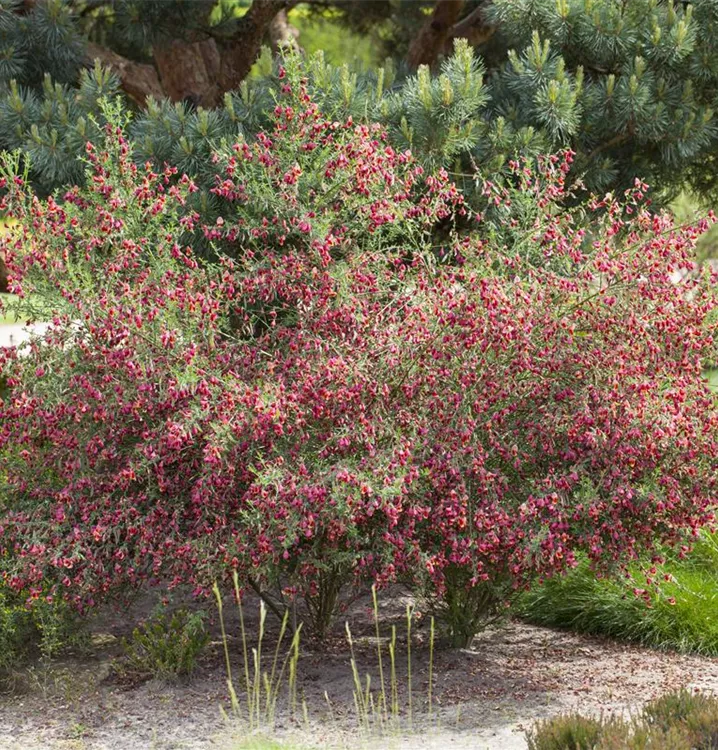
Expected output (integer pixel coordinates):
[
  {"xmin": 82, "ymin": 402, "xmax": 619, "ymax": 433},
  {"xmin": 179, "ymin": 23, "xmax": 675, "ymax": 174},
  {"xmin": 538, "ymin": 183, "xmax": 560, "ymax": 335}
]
[
  {"xmin": 0, "ymin": 85, "xmax": 716, "ymax": 644},
  {"xmin": 526, "ymin": 713, "xmax": 613, "ymax": 750},
  {"xmin": 528, "ymin": 689, "xmax": 718, "ymax": 749}
]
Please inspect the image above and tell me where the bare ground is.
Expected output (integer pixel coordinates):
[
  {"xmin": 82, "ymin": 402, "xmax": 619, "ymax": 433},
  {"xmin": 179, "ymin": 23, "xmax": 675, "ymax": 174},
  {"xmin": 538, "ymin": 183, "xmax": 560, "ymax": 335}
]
[{"xmin": 0, "ymin": 588, "xmax": 716, "ymax": 750}]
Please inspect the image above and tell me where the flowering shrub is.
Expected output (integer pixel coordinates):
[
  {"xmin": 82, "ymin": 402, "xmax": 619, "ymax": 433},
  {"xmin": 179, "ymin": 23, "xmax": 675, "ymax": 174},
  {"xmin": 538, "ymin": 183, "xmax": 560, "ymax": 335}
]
[{"xmin": 0, "ymin": 81, "xmax": 716, "ymax": 643}]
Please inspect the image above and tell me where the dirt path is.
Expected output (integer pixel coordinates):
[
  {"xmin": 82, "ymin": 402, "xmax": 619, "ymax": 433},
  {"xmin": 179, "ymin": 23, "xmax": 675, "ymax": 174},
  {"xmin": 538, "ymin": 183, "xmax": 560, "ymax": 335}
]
[{"xmin": 1, "ymin": 608, "xmax": 716, "ymax": 750}]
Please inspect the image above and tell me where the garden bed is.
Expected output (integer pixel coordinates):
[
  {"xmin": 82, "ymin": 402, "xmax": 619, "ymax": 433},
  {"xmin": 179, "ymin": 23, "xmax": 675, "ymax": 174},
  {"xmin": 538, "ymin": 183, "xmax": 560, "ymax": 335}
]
[{"xmin": 1, "ymin": 590, "xmax": 717, "ymax": 750}]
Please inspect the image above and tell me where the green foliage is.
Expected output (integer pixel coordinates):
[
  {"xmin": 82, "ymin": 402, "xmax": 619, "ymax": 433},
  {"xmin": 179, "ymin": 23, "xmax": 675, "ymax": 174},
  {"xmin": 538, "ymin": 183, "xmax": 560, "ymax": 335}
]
[
  {"xmin": 0, "ymin": 588, "xmax": 36, "ymax": 675},
  {"xmin": 288, "ymin": 6, "xmax": 380, "ymax": 69},
  {"xmin": 526, "ymin": 713, "xmax": 617, "ymax": 750},
  {"xmin": 0, "ymin": 293, "xmax": 17, "ymax": 324},
  {"xmin": 528, "ymin": 689, "xmax": 718, "ymax": 749},
  {"xmin": 120, "ymin": 608, "xmax": 209, "ymax": 682},
  {"xmin": 0, "ymin": 585, "xmax": 84, "ymax": 678},
  {"xmin": 5, "ymin": 2, "xmax": 718, "ymax": 207},
  {"xmin": 671, "ymin": 190, "xmax": 718, "ymax": 263},
  {"xmin": 517, "ymin": 532, "xmax": 718, "ymax": 656}
]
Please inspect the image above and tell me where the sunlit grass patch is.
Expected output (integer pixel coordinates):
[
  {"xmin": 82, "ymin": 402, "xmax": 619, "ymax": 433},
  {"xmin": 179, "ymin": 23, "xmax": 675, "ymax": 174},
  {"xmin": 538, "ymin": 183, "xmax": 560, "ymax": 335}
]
[{"xmin": 518, "ymin": 531, "xmax": 718, "ymax": 655}]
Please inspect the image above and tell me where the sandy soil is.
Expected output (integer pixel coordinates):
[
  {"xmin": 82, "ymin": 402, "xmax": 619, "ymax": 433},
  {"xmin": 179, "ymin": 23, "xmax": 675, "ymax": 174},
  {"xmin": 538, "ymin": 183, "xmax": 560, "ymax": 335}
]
[{"xmin": 0, "ymin": 589, "xmax": 716, "ymax": 750}]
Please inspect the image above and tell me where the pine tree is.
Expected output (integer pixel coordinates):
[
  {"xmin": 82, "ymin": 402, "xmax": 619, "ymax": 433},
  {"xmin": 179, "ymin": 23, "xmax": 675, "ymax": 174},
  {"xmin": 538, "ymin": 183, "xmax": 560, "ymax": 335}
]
[{"xmin": 1, "ymin": 0, "xmax": 718, "ymax": 205}]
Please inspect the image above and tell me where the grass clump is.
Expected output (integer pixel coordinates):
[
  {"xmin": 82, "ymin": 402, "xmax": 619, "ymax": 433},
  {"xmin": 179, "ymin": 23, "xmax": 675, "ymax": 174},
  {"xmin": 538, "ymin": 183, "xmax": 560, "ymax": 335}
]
[
  {"xmin": 526, "ymin": 713, "xmax": 615, "ymax": 749},
  {"xmin": 528, "ymin": 689, "xmax": 718, "ymax": 749},
  {"xmin": 232, "ymin": 740, "xmax": 310, "ymax": 750},
  {"xmin": 517, "ymin": 531, "xmax": 718, "ymax": 656},
  {"xmin": 216, "ymin": 574, "xmax": 437, "ymax": 742}
]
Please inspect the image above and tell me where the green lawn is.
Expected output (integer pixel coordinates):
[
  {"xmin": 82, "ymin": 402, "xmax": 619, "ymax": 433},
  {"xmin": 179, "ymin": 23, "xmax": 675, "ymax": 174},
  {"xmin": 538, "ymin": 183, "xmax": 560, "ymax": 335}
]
[{"xmin": 708, "ymin": 369, "xmax": 718, "ymax": 391}]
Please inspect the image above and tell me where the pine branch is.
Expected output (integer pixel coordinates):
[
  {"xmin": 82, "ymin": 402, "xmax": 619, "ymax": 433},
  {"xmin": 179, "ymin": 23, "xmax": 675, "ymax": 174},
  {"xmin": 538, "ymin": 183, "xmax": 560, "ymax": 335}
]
[{"xmin": 85, "ymin": 42, "xmax": 165, "ymax": 106}]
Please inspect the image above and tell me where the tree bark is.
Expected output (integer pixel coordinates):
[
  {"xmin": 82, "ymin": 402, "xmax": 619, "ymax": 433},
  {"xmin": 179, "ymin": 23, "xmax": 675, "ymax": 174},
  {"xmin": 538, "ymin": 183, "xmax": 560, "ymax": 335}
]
[
  {"xmin": 444, "ymin": 3, "xmax": 495, "ymax": 51},
  {"xmin": 268, "ymin": 9, "xmax": 301, "ymax": 53},
  {"xmin": 406, "ymin": 0, "xmax": 465, "ymax": 70},
  {"xmin": 0, "ymin": 256, "xmax": 7, "ymax": 294},
  {"xmin": 218, "ymin": 0, "xmax": 291, "ymax": 93},
  {"xmin": 86, "ymin": 0, "xmax": 293, "ymax": 107},
  {"xmin": 85, "ymin": 42, "xmax": 165, "ymax": 106},
  {"xmin": 153, "ymin": 38, "xmax": 222, "ymax": 108}
]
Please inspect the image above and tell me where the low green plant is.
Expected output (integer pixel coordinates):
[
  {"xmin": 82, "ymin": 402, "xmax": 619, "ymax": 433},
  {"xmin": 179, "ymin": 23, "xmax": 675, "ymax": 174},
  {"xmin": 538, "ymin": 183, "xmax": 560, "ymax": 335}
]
[
  {"xmin": 0, "ymin": 586, "xmax": 85, "ymax": 684},
  {"xmin": 526, "ymin": 713, "xmax": 618, "ymax": 750},
  {"xmin": 517, "ymin": 532, "xmax": 718, "ymax": 656},
  {"xmin": 528, "ymin": 689, "xmax": 718, "ymax": 750},
  {"xmin": 0, "ymin": 591, "xmax": 35, "ymax": 677},
  {"xmin": 120, "ymin": 607, "xmax": 209, "ymax": 682}
]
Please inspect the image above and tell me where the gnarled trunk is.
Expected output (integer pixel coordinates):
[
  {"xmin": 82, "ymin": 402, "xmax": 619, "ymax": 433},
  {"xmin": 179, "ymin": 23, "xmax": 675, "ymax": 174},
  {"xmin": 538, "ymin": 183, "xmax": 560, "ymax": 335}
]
[
  {"xmin": 85, "ymin": 0, "xmax": 292, "ymax": 106},
  {"xmin": 86, "ymin": 42, "xmax": 165, "ymax": 106},
  {"xmin": 153, "ymin": 38, "xmax": 222, "ymax": 108},
  {"xmin": 406, "ymin": 0, "xmax": 495, "ymax": 70},
  {"xmin": 268, "ymin": 9, "xmax": 301, "ymax": 53},
  {"xmin": 0, "ymin": 256, "xmax": 7, "ymax": 294},
  {"xmin": 406, "ymin": 0, "xmax": 465, "ymax": 70}
]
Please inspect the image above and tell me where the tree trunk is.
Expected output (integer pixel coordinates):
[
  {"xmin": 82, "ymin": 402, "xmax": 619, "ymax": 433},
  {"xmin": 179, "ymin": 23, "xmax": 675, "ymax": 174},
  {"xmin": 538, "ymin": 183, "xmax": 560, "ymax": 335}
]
[
  {"xmin": 0, "ymin": 256, "xmax": 7, "ymax": 294},
  {"xmin": 268, "ymin": 9, "xmax": 301, "ymax": 53},
  {"xmin": 406, "ymin": 0, "xmax": 465, "ymax": 70},
  {"xmin": 85, "ymin": 0, "xmax": 291, "ymax": 107},
  {"xmin": 86, "ymin": 43, "xmax": 165, "ymax": 106},
  {"xmin": 218, "ymin": 0, "xmax": 290, "ymax": 93},
  {"xmin": 153, "ymin": 38, "xmax": 222, "ymax": 108},
  {"xmin": 442, "ymin": 3, "xmax": 495, "ymax": 54}
]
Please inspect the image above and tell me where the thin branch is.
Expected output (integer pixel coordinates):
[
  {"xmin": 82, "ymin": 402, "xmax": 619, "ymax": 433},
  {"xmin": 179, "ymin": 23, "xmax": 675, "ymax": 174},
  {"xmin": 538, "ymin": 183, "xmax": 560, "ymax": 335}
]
[
  {"xmin": 246, "ymin": 575, "xmax": 290, "ymax": 626},
  {"xmin": 583, "ymin": 132, "xmax": 632, "ymax": 165}
]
